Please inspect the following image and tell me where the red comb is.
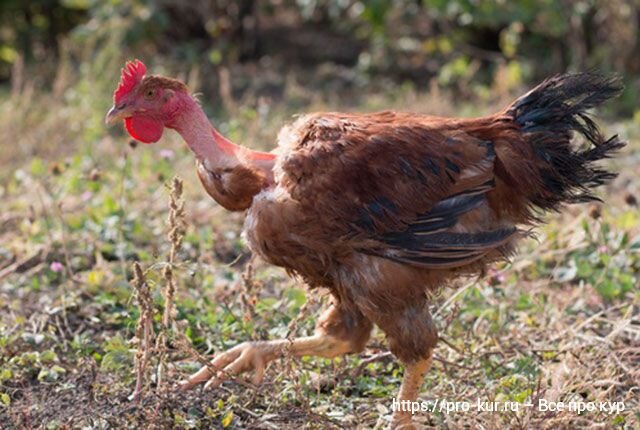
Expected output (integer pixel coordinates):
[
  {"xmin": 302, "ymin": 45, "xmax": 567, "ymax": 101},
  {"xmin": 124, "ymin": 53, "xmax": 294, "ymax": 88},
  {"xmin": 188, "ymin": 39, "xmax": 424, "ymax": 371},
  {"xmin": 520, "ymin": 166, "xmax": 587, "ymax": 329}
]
[{"xmin": 114, "ymin": 59, "xmax": 146, "ymax": 104}]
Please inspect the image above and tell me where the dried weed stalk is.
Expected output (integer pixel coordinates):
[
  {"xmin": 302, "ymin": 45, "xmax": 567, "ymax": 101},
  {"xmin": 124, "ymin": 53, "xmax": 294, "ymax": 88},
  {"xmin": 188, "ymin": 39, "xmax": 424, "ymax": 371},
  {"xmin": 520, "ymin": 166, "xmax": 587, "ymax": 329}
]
[
  {"xmin": 130, "ymin": 177, "xmax": 187, "ymax": 399},
  {"xmin": 152, "ymin": 176, "xmax": 247, "ymax": 392},
  {"xmin": 240, "ymin": 257, "xmax": 259, "ymax": 327},
  {"xmin": 283, "ymin": 290, "xmax": 316, "ymax": 404},
  {"xmin": 156, "ymin": 177, "xmax": 186, "ymax": 391},
  {"xmin": 132, "ymin": 261, "xmax": 155, "ymax": 403},
  {"xmin": 163, "ymin": 176, "xmax": 185, "ymax": 329},
  {"xmin": 285, "ymin": 294, "xmax": 315, "ymax": 344}
]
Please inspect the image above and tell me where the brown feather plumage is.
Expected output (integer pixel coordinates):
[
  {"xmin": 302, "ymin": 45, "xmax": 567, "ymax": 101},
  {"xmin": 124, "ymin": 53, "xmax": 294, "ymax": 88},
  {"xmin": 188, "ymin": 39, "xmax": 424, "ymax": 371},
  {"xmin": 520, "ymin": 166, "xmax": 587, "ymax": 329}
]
[
  {"xmin": 197, "ymin": 161, "xmax": 269, "ymax": 211},
  {"xmin": 242, "ymin": 74, "xmax": 624, "ymax": 361}
]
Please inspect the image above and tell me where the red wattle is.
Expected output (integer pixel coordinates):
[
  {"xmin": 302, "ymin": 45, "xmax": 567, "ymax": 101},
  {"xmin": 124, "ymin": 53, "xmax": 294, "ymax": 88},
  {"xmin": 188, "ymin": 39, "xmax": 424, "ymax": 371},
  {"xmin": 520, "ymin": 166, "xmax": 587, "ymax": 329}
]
[{"xmin": 125, "ymin": 116, "xmax": 164, "ymax": 144}]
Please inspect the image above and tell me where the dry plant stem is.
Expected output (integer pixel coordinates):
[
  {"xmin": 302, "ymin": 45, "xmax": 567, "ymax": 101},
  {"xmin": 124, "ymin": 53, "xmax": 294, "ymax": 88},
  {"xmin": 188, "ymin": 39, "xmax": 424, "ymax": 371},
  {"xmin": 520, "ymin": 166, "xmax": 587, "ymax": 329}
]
[
  {"xmin": 282, "ymin": 293, "xmax": 325, "ymax": 409},
  {"xmin": 132, "ymin": 262, "xmax": 155, "ymax": 403},
  {"xmin": 285, "ymin": 294, "xmax": 316, "ymax": 351},
  {"xmin": 155, "ymin": 177, "xmax": 186, "ymax": 391},
  {"xmin": 155, "ymin": 332, "xmax": 167, "ymax": 390},
  {"xmin": 163, "ymin": 176, "xmax": 185, "ymax": 329},
  {"xmin": 162, "ymin": 266, "xmax": 177, "ymax": 329},
  {"xmin": 283, "ymin": 293, "xmax": 316, "ymax": 401},
  {"xmin": 240, "ymin": 258, "xmax": 259, "ymax": 326}
]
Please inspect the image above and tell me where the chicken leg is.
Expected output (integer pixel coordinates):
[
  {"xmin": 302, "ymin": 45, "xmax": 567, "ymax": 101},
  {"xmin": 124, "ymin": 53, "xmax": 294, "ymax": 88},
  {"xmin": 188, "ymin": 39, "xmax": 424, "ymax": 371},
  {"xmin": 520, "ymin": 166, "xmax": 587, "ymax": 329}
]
[
  {"xmin": 391, "ymin": 352, "xmax": 433, "ymax": 429},
  {"xmin": 179, "ymin": 333, "xmax": 352, "ymax": 390}
]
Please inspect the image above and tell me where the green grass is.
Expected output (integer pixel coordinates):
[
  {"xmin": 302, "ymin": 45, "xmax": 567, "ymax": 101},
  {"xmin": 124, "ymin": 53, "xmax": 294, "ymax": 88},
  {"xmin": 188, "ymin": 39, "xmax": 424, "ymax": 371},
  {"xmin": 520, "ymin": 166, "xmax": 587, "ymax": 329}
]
[{"xmin": 0, "ymin": 78, "xmax": 638, "ymax": 429}]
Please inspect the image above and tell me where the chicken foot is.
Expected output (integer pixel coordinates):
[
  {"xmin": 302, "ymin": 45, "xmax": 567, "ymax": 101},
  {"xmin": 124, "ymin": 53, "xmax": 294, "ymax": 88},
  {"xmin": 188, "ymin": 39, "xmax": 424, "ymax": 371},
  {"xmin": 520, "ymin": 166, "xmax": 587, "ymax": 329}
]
[
  {"xmin": 391, "ymin": 351, "xmax": 433, "ymax": 429},
  {"xmin": 179, "ymin": 333, "xmax": 352, "ymax": 390}
]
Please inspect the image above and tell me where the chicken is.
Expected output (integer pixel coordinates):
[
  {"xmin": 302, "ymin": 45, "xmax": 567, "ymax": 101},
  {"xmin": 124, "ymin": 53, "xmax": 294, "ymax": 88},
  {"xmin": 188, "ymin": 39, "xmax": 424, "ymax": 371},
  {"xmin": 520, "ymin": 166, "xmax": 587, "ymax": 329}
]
[{"xmin": 106, "ymin": 60, "xmax": 625, "ymax": 429}]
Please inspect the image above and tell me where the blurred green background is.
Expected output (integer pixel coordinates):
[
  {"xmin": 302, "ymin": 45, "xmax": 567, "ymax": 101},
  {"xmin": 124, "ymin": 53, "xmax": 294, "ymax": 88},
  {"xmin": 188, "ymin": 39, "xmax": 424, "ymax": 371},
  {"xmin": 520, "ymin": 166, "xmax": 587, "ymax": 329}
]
[
  {"xmin": 1, "ymin": 0, "xmax": 638, "ymax": 111},
  {"xmin": 2, "ymin": 0, "xmax": 639, "ymax": 174}
]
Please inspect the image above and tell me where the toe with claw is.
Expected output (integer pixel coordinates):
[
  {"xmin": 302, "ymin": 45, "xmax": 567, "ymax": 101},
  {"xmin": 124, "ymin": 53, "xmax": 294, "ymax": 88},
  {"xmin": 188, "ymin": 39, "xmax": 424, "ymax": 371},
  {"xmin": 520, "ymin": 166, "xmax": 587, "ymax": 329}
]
[{"xmin": 179, "ymin": 341, "xmax": 278, "ymax": 391}]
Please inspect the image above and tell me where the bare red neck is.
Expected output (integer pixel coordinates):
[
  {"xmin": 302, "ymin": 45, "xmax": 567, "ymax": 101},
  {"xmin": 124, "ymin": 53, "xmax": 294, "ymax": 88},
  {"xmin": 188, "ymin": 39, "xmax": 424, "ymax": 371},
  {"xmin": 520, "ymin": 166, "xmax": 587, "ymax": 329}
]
[{"xmin": 167, "ymin": 95, "xmax": 275, "ymax": 183}]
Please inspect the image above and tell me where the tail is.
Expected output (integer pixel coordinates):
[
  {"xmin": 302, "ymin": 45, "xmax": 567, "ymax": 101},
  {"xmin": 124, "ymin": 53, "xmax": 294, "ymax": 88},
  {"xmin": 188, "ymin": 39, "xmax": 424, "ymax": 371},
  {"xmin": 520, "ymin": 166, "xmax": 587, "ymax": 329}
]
[{"xmin": 505, "ymin": 72, "xmax": 626, "ymax": 211}]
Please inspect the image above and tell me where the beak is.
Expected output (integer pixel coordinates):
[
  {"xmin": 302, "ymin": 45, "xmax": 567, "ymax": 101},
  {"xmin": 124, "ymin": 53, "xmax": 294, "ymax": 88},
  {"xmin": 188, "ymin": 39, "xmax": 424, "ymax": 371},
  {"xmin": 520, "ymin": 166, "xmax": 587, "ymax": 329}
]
[{"xmin": 105, "ymin": 104, "xmax": 129, "ymax": 126}]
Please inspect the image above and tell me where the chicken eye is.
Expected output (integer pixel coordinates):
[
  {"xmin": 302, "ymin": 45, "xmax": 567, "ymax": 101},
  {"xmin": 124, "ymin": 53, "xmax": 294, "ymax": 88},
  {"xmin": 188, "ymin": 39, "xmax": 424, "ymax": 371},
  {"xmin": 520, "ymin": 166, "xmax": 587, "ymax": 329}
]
[{"xmin": 144, "ymin": 88, "xmax": 156, "ymax": 100}]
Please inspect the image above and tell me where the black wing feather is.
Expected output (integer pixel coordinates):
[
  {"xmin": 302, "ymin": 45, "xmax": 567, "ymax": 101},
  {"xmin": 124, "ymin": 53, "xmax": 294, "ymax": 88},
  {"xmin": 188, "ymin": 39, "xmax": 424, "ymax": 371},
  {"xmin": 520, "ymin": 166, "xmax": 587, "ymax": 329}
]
[{"xmin": 356, "ymin": 140, "xmax": 518, "ymax": 268}]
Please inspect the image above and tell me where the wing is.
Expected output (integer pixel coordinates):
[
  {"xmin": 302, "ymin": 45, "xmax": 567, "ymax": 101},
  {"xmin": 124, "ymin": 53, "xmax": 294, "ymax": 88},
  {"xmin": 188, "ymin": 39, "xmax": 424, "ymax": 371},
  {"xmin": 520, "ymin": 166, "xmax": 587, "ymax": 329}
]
[{"xmin": 275, "ymin": 112, "xmax": 518, "ymax": 269}]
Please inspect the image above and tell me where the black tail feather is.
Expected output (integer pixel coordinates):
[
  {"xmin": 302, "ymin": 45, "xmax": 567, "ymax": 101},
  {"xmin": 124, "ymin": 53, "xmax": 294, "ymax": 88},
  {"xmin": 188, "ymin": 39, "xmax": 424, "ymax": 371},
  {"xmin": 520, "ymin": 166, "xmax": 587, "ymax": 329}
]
[{"xmin": 508, "ymin": 72, "xmax": 626, "ymax": 209}]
